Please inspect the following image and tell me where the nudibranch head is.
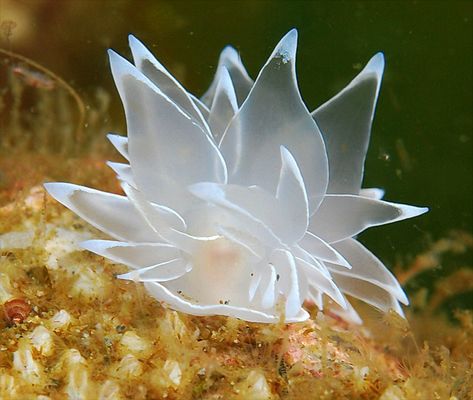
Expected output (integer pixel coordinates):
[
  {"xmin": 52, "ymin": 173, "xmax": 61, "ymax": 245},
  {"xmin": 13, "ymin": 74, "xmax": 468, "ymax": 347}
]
[{"xmin": 45, "ymin": 29, "xmax": 427, "ymax": 323}]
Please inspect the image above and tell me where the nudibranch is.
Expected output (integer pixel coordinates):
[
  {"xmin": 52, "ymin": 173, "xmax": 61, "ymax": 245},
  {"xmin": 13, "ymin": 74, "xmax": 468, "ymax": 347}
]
[{"xmin": 45, "ymin": 29, "xmax": 427, "ymax": 323}]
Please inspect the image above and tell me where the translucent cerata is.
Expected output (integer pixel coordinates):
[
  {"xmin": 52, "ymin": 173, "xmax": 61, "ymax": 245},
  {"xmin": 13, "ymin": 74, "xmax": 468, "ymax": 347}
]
[{"xmin": 45, "ymin": 30, "xmax": 428, "ymax": 323}]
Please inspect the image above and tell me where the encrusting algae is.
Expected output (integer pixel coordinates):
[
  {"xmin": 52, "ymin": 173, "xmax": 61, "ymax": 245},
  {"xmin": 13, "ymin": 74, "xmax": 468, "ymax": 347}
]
[{"xmin": 0, "ymin": 46, "xmax": 472, "ymax": 400}]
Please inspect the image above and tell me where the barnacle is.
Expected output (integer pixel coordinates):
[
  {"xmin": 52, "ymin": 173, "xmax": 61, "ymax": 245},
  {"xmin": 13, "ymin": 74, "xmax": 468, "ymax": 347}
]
[{"xmin": 44, "ymin": 29, "xmax": 427, "ymax": 323}]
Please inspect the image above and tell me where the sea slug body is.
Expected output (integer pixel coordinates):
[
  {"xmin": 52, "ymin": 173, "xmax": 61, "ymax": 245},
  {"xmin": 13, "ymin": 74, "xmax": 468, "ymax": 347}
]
[{"xmin": 44, "ymin": 29, "xmax": 427, "ymax": 323}]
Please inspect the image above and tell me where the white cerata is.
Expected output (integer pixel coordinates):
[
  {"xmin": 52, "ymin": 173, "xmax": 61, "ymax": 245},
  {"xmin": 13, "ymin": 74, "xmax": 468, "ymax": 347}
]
[{"xmin": 45, "ymin": 29, "xmax": 428, "ymax": 323}]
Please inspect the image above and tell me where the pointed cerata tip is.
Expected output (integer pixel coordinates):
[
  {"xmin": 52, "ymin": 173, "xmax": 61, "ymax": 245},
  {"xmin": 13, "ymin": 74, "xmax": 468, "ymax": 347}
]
[
  {"xmin": 400, "ymin": 204, "xmax": 429, "ymax": 220},
  {"xmin": 128, "ymin": 34, "xmax": 151, "ymax": 67},
  {"xmin": 107, "ymin": 48, "xmax": 118, "ymax": 60},
  {"xmin": 108, "ymin": 48, "xmax": 134, "ymax": 70},
  {"xmin": 128, "ymin": 33, "xmax": 138, "ymax": 45},
  {"xmin": 128, "ymin": 34, "xmax": 149, "ymax": 57},
  {"xmin": 107, "ymin": 49, "xmax": 123, "ymax": 73},
  {"xmin": 79, "ymin": 239, "xmax": 98, "ymax": 253},
  {"xmin": 418, "ymin": 206, "xmax": 429, "ymax": 215},
  {"xmin": 279, "ymin": 145, "xmax": 297, "ymax": 168},
  {"xmin": 43, "ymin": 182, "xmax": 56, "ymax": 197},
  {"xmin": 279, "ymin": 145, "xmax": 290, "ymax": 158},
  {"xmin": 220, "ymin": 45, "xmax": 239, "ymax": 63},
  {"xmin": 108, "ymin": 49, "xmax": 126, "ymax": 86},
  {"xmin": 286, "ymin": 28, "xmax": 299, "ymax": 40},
  {"xmin": 43, "ymin": 182, "xmax": 74, "ymax": 205},
  {"xmin": 272, "ymin": 29, "xmax": 298, "ymax": 62},
  {"xmin": 108, "ymin": 49, "xmax": 139, "ymax": 84},
  {"xmin": 116, "ymin": 271, "xmax": 138, "ymax": 282},
  {"xmin": 364, "ymin": 52, "xmax": 385, "ymax": 78},
  {"xmin": 398, "ymin": 288, "xmax": 409, "ymax": 306}
]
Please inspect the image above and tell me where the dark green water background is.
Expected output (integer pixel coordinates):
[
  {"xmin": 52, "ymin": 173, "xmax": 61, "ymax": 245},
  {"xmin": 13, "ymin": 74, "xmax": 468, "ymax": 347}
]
[{"xmin": 2, "ymin": 1, "xmax": 472, "ymax": 286}]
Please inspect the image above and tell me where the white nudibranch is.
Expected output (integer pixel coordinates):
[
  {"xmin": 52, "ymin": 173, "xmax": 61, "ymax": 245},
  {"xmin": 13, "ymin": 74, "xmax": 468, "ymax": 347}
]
[{"xmin": 44, "ymin": 29, "xmax": 428, "ymax": 323}]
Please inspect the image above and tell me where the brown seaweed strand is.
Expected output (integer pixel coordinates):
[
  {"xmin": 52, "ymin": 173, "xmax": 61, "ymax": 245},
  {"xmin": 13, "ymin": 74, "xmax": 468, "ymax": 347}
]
[{"xmin": 0, "ymin": 47, "xmax": 85, "ymax": 144}]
